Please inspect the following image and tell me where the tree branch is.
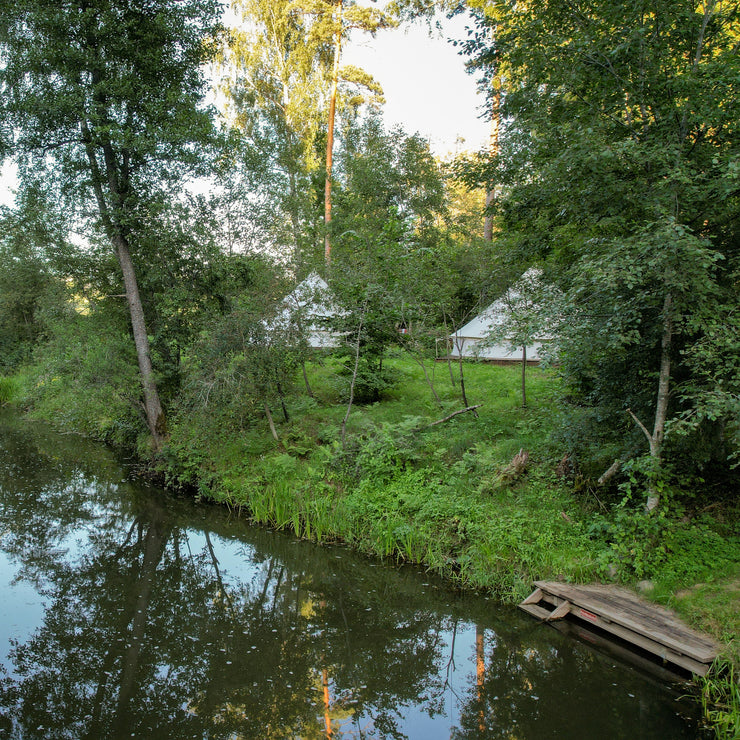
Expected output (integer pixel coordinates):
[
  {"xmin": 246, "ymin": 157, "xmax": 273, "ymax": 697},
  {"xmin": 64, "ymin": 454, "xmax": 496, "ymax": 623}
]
[
  {"xmin": 428, "ymin": 404, "xmax": 483, "ymax": 427},
  {"xmin": 597, "ymin": 458, "xmax": 621, "ymax": 486},
  {"xmin": 627, "ymin": 407, "xmax": 652, "ymax": 446}
]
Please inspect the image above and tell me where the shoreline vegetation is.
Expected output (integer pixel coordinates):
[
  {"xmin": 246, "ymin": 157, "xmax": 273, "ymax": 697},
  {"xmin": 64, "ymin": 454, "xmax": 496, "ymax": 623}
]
[
  {"xmin": 4, "ymin": 357, "xmax": 738, "ymax": 736},
  {"xmin": 2, "ymin": 1, "xmax": 739, "ymax": 736}
]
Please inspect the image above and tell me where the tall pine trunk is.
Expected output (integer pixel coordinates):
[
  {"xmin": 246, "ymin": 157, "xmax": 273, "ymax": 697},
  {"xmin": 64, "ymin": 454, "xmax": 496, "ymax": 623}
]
[{"xmin": 323, "ymin": 0, "xmax": 343, "ymax": 265}]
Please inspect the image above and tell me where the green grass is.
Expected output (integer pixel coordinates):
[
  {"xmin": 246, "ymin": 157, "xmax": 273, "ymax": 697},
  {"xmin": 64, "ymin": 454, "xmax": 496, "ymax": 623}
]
[
  {"xmin": 18, "ymin": 348, "xmax": 740, "ymax": 734},
  {"xmin": 164, "ymin": 356, "xmax": 596, "ymax": 594},
  {"xmin": 701, "ymin": 660, "xmax": 740, "ymax": 739},
  {"xmin": 0, "ymin": 376, "xmax": 19, "ymax": 405}
]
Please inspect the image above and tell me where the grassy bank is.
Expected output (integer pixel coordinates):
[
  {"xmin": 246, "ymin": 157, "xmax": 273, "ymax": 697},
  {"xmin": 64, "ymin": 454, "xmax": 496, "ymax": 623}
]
[
  {"xmin": 164, "ymin": 358, "xmax": 739, "ymax": 633},
  {"xmin": 9, "ymin": 356, "xmax": 740, "ymax": 735}
]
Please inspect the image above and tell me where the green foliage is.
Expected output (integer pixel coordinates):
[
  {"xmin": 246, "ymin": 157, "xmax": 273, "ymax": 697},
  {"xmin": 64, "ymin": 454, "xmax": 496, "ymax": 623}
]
[
  {"xmin": 460, "ymin": 0, "xmax": 740, "ymax": 488},
  {"xmin": 325, "ymin": 115, "xmax": 453, "ymax": 403},
  {"xmin": 0, "ymin": 376, "xmax": 19, "ymax": 406},
  {"xmin": 345, "ymin": 417, "xmax": 425, "ymax": 483},
  {"xmin": 0, "ymin": 187, "xmax": 72, "ymax": 372},
  {"xmin": 701, "ymin": 662, "xmax": 740, "ymax": 740},
  {"xmin": 25, "ymin": 310, "xmax": 145, "ymax": 447},
  {"xmin": 177, "ymin": 289, "xmax": 306, "ymax": 433}
]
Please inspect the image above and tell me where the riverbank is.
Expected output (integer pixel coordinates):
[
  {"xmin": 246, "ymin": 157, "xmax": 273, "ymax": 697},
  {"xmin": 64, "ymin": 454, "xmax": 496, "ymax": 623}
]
[
  {"xmin": 164, "ymin": 359, "xmax": 739, "ymax": 690},
  {"xmin": 8, "ymin": 357, "xmax": 740, "ymax": 735}
]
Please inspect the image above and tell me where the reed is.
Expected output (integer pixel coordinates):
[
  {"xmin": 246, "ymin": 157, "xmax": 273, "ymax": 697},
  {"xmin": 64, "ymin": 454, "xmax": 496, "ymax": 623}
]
[{"xmin": 701, "ymin": 661, "xmax": 740, "ymax": 739}]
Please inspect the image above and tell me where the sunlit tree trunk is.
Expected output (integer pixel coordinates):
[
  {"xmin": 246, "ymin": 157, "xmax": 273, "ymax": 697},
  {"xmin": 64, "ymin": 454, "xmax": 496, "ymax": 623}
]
[
  {"xmin": 324, "ymin": 0, "xmax": 343, "ymax": 265},
  {"xmin": 476, "ymin": 624, "xmax": 486, "ymax": 733},
  {"xmin": 322, "ymin": 667, "xmax": 333, "ymax": 738}
]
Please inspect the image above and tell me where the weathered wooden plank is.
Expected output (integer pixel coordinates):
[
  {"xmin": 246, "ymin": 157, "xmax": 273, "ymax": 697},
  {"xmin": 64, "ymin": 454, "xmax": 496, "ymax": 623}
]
[
  {"xmin": 534, "ymin": 581, "xmax": 718, "ymax": 664},
  {"xmin": 547, "ymin": 600, "xmax": 572, "ymax": 620},
  {"xmin": 518, "ymin": 602, "xmax": 553, "ymax": 621},
  {"xmin": 549, "ymin": 618, "xmax": 694, "ymax": 683},
  {"xmin": 548, "ymin": 593, "xmax": 709, "ymax": 674},
  {"xmin": 522, "ymin": 590, "xmax": 713, "ymax": 675},
  {"xmin": 521, "ymin": 587, "xmax": 543, "ymax": 605}
]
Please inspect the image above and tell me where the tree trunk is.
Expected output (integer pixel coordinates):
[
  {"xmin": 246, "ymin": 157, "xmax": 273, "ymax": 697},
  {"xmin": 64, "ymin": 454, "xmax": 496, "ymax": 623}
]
[
  {"xmin": 288, "ymin": 167, "xmax": 304, "ymax": 271},
  {"xmin": 483, "ymin": 63, "xmax": 501, "ymax": 241},
  {"xmin": 81, "ymin": 119, "xmax": 166, "ymax": 449},
  {"xmin": 114, "ymin": 233, "xmax": 167, "ymax": 445},
  {"xmin": 454, "ymin": 335, "xmax": 477, "ymax": 416},
  {"xmin": 646, "ymin": 292, "xmax": 673, "ymax": 511},
  {"xmin": 276, "ymin": 378, "xmax": 290, "ymax": 422},
  {"xmin": 521, "ymin": 344, "xmax": 527, "ymax": 408},
  {"xmin": 442, "ymin": 312, "xmax": 457, "ymax": 386},
  {"xmin": 340, "ymin": 301, "xmax": 365, "ymax": 448},
  {"xmin": 323, "ymin": 0, "xmax": 343, "ymax": 266},
  {"xmin": 264, "ymin": 402, "xmax": 280, "ymax": 442},
  {"xmin": 407, "ymin": 349, "xmax": 442, "ymax": 407},
  {"xmin": 627, "ymin": 291, "xmax": 673, "ymax": 512},
  {"xmin": 301, "ymin": 361, "xmax": 314, "ymax": 398}
]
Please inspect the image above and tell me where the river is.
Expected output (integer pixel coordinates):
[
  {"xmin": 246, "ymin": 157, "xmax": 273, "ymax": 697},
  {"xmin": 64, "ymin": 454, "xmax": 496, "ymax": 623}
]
[{"xmin": 0, "ymin": 409, "xmax": 705, "ymax": 738}]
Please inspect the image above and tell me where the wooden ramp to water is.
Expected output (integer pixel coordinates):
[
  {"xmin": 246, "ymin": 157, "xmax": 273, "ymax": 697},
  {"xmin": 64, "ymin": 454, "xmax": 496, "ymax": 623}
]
[{"xmin": 519, "ymin": 581, "xmax": 719, "ymax": 676}]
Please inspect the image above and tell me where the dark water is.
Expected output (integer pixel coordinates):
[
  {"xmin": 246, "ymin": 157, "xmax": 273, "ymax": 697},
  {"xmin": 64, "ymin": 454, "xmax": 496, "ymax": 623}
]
[{"xmin": 0, "ymin": 410, "xmax": 705, "ymax": 739}]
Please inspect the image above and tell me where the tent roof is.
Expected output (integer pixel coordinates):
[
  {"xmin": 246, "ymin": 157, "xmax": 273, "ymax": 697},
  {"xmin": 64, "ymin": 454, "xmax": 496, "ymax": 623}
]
[
  {"xmin": 282, "ymin": 272, "xmax": 340, "ymax": 319},
  {"xmin": 451, "ymin": 268, "xmax": 543, "ymax": 340}
]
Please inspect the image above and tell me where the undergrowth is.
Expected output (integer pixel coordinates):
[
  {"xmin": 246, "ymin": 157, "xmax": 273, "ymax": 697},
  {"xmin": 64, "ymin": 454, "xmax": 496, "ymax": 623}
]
[{"xmin": 18, "ymin": 352, "xmax": 739, "ymax": 735}]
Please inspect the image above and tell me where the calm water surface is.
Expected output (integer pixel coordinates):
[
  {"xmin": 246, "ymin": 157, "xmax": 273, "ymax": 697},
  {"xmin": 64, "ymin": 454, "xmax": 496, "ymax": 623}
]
[{"xmin": 0, "ymin": 410, "xmax": 705, "ymax": 738}]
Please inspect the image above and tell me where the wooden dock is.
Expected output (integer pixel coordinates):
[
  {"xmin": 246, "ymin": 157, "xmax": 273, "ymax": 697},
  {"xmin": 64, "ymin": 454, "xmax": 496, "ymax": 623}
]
[{"xmin": 519, "ymin": 581, "xmax": 719, "ymax": 676}]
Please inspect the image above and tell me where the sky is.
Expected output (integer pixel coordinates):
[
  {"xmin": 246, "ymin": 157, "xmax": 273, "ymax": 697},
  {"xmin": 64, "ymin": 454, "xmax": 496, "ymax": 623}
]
[
  {"xmin": 0, "ymin": 13, "xmax": 489, "ymax": 209},
  {"xmin": 343, "ymin": 13, "xmax": 491, "ymax": 157}
]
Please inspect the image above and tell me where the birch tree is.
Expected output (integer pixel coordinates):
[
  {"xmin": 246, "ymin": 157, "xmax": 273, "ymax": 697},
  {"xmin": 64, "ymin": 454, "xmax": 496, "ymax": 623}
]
[
  {"xmin": 464, "ymin": 0, "xmax": 740, "ymax": 507},
  {"xmin": 0, "ymin": 0, "xmax": 222, "ymax": 449},
  {"xmin": 222, "ymin": 0, "xmax": 391, "ymax": 269}
]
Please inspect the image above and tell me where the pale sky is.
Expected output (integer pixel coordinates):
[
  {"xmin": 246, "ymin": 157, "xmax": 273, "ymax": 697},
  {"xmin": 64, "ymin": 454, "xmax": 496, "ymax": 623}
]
[
  {"xmin": 0, "ymin": 162, "xmax": 16, "ymax": 209},
  {"xmin": 0, "ymin": 13, "xmax": 488, "ymax": 208},
  {"xmin": 344, "ymin": 13, "xmax": 490, "ymax": 157}
]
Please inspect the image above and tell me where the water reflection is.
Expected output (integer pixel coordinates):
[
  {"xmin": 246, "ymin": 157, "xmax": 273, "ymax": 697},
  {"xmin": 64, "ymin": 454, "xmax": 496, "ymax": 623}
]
[{"xmin": 0, "ymin": 411, "xmax": 703, "ymax": 738}]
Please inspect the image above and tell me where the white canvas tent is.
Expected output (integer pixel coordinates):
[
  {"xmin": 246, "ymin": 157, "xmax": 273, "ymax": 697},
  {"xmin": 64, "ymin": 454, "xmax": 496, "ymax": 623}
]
[
  {"xmin": 275, "ymin": 273, "xmax": 344, "ymax": 349},
  {"xmin": 448, "ymin": 269, "xmax": 550, "ymax": 362}
]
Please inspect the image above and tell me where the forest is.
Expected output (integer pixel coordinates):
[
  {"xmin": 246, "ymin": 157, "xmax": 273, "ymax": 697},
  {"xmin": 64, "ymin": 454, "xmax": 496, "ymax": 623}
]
[{"xmin": 0, "ymin": 0, "xmax": 738, "ymax": 734}]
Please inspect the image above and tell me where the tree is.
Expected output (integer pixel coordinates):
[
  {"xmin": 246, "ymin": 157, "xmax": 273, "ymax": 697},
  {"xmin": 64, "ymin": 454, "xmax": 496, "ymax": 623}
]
[
  {"xmin": 328, "ymin": 115, "xmax": 449, "ymax": 404},
  {"xmin": 0, "ymin": 187, "xmax": 69, "ymax": 371},
  {"xmin": 221, "ymin": 0, "xmax": 331, "ymax": 268},
  {"xmin": 221, "ymin": 0, "xmax": 391, "ymax": 270},
  {"xmin": 0, "ymin": 0, "xmax": 222, "ymax": 449},
  {"xmin": 308, "ymin": 0, "xmax": 395, "ymax": 264},
  {"xmin": 480, "ymin": 267, "xmax": 557, "ymax": 408},
  {"xmin": 463, "ymin": 0, "xmax": 740, "ymax": 506}
]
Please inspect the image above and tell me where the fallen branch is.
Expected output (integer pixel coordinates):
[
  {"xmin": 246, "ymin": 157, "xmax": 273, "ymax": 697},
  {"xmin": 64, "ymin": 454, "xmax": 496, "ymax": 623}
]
[
  {"xmin": 597, "ymin": 459, "xmax": 621, "ymax": 486},
  {"xmin": 427, "ymin": 404, "xmax": 483, "ymax": 427}
]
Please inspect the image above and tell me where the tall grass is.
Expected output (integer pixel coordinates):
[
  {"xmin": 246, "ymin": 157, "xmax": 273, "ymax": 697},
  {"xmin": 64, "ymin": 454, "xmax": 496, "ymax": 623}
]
[
  {"xmin": 701, "ymin": 661, "xmax": 740, "ymax": 739},
  {"xmin": 0, "ymin": 376, "xmax": 18, "ymax": 405}
]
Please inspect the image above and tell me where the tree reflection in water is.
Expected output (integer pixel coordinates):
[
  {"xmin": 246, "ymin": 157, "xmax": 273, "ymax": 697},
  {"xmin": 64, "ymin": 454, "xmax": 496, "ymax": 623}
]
[{"xmin": 0, "ymin": 411, "xmax": 703, "ymax": 738}]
